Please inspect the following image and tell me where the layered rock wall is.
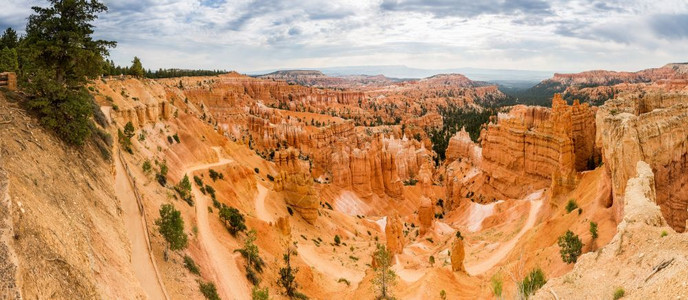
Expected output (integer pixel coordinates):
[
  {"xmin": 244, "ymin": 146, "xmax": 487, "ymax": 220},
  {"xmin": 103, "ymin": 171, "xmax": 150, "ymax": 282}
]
[
  {"xmin": 273, "ymin": 148, "xmax": 319, "ymax": 223},
  {"xmin": 596, "ymin": 91, "xmax": 688, "ymax": 232},
  {"xmin": 479, "ymin": 94, "xmax": 595, "ymax": 199}
]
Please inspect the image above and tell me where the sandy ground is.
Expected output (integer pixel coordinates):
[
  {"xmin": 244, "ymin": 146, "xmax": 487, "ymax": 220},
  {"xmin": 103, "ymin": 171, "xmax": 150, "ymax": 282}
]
[
  {"xmin": 115, "ymin": 153, "xmax": 167, "ymax": 300},
  {"xmin": 466, "ymin": 190, "xmax": 545, "ymax": 275},
  {"xmin": 298, "ymin": 244, "xmax": 366, "ymax": 284},
  {"xmin": 184, "ymin": 152, "xmax": 251, "ymax": 300},
  {"xmin": 254, "ymin": 183, "xmax": 273, "ymax": 223}
]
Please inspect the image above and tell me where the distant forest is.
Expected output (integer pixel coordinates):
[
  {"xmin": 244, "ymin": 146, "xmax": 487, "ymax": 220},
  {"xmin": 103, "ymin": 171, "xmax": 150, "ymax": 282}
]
[{"xmin": 102, "ymin": 59, "xmax": 227, "ymax": 79}]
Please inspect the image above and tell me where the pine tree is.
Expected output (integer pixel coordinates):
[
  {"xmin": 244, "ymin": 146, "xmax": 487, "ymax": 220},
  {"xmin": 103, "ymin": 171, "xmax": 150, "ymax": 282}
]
[
  {"xmin": 20, "ymin": 0, "xmax": 116, "ymax": 145},
  {"xmin": 277, "ymin": 248, "xmax": 307, "ymax": 299},
  {"xmin": 0, "ymin": 47, "xmax": 18, "ymax": 73},
  {"xmin": 372, "ymin": 243, "xmax": 397, "ymax": 300},
  {"xmin": 0, "ymin": 28, "xmax": 19, "ymax": 50},
  {"xmin": 155, "ymin": 204, "xmax": 188, "ymax": 251},
  {"xmin": 129, "ymin": 56, "xmax": 144, "ymax": 78}
]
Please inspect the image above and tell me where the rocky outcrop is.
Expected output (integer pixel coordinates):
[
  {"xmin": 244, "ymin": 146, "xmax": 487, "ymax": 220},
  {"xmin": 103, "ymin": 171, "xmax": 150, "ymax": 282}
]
[
  {"xmin": 479, "ymin": 94, "xmax": 595, "ymax": 199},
  {"xmin": 445, "ymin": 127, "xmax": 481, "ymax": 163},
  {"xmin": 276, "ymin": 216, "xmax": 291, "ymax": 236},
  {"xmin": 596, "ymin": 91, "xmax": 688, "ymax": 231},
  {"xmin": 273, "ymin": 148, "xmax": 319, "ymax": 224},
  {"xmin": 385, "ymin": 215, "xmax": 404, "ymax": 256},
  {"xmin": 450, "ymin": 237, "xmax": 466, "ymax": 273},
  {"xmin": 622, "ymin": 161, "xmax": 665, "ymax": 226},
  {"xmin": 418, "ymin": 197, "xmax": 434, "ymax": 235}
]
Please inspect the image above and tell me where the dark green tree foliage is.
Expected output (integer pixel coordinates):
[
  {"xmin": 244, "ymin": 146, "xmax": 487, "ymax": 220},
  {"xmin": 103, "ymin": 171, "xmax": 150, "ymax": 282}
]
[
  {"xmin": 175, "ymin": 174, "xmax": 193, "ymax": 206},
  {"xmin": 427, "ymin": 102, "xmax": 497, "ymax": 164},
  {"xmin": 0, "ymin": 47, "xmax": 19, "ymax": 73},
  {"xmin": 589, "ymin": 221, "xmax": 598, "ymax": 240},
  {"xmin": 102, "ymin": 62, "xmax": 227, "ymax": 78},
  {"xmin": 565, "ymin": 199, "xmax": 579, "ymax": 213},
  {"xmin": 155, "ymin": 204, "xmax": 188, "ymax": 251},
  {"xmin": 234, "ymin": 230, "xmax": 265, "ymax": 285},
  {"xmin": 372, "ymin": 243, "xmax": 397, "ymax": 300},
  {"xmin": 157, "ymin": 160, "xmax": 168, "ymax": 186},
  {"xmin": 278, "ymin": 248, "xmax": 307, "ymax": 299},
  {"xmin": 518, "ymin": 267, "xmax": 547, "ymax": 297},
  {"xmin": 21, "ymin": 0, "xmax": 116, "ymax": 145},
  {"xmin": 198, "ymin": 281, "xmax": 220, "ymax": 300},
  {"xmin": 129, "ymin": 56, "xmax": 144, "ymax": 78},
  {"xmin": 0, "ymin": 28, "xmax": 19, "ymax": 50},
  {"xmin": 0, "ymin": 28, "xmax": 19, "ymax": 73},
  {"xmin": 118, "ymin": 121, "xmax": 135, "ymax": 153},
  {"xmin": 558, "ymin": 230, "xmax": 583, "ymax": 264},
  {"xmin": 219, "ymin": 204, "xmax": 246, "ymax": 235},
  {"xmin": 183, "ymin": 255, "xmax": 201, "ymax": 275}
]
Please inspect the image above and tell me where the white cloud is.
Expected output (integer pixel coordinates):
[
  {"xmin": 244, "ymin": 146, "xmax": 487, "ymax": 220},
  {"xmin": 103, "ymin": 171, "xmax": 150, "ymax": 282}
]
[{"xmin": 2, "ymin": 0, "xmax": 687, "ymax": 74}]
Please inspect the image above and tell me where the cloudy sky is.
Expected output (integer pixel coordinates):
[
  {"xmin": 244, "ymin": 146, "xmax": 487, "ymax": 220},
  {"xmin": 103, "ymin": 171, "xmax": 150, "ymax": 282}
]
[{"xmin": 2, "ymin": 0, "xmax": 688, "ymax": 74}]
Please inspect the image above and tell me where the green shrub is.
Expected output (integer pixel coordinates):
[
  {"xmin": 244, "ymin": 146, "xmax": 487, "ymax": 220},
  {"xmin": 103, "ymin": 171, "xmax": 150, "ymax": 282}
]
[
  {"xmin": 518, "ymin": 267, "xmax": 547, "ymax": 297},
  {"xmin": 589, "ymin": 222, "xmax": 598, "ymax": 240},
  {"xmin": 565, "ymin": 199, "xmax": 579, "ymax": 213},
  {"xmin": 193, "ymin": 175, "xmax": 203, "ymax": 186},
  {"xmin": 167, "ymin": 136, "xmax": 174, "ymax": 144},
  {"xmin": 219, "ymin": 205, "xmax": 246, "ymax": 235},
  {"xmin": 142, "ymin": 160, "xmax": 152, "ymax": 173},
  {"xmin": 209, "ymin": 169, "xmax": 222, "ymax": 181},
  {"xmin": 491, "ymin": 274, "xmax": 503, "ymax": 297},
  {"xmin": 155, "ymin": 204, "xmax": 187, "ymax": 250},
  {"xmin": 235, "ymin": 230, "xmax": 265, "ymax": 286},
  {"xmin": 251, "ymin": 286, "xmax": 269, "ymax": 300},
  {"xmin": 184, "ymin": 255, "xmax": 200, "ymax": 275},
  {"xmin": 337, "ymin": 278, "xmax": 351, "ymax": 286},
  {"xmin": 205, "ymin": 185, "xmax": 216, "ymax": 199},
  {"xmin": 661, "ymin": 230, "xmax": 668, "ymax": 237},
  {"xmin": 173, "ymin": 133, "xmax": 180, "ymax": 143},
  {"xmin": 440, "ymin": 290, "xmax": 447, "ymax": 300},
  {"xmin": 558, "ymin": 230, "xmax": 583, "ymax": 264},
  {"xmin": 254, "ymin": 167, "xmax": 259, "ymax": 174},
  {"xmin": 267, "ymin": 174, "xmax": 274, "ymax": 181},
  {"xmin": 156, "ymin": 160, "xmax": 168, "ymax": 186},
  {"xmin": 175, "ymin": 175, "xmax": 193, "ymax": 206},
  {"xmin": 429, "ymin": 255, "xmax": 435, "ymax": 265},
  {"xmin": 334, "ymin": 235, "xmax": 341, "ymax": 246},
  {"xmin": 613, "ymin": 287, "xmax": 625, "ymax": 300},
  {"xmin": 198, "ymin": 281, "xmax": 220, "ymax": 300}
]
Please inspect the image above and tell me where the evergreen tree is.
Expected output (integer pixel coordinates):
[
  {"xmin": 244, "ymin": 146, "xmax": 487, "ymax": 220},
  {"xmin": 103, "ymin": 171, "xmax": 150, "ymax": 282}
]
[
  {"xmin": 0, "ymin": 27, "xmax": 19, "ymax": 49},
  {"xmin": 277, "ymin": 248, "xmax": 307, "ymax": 299},
  {"xmin": 372, "ymin": 243, "xmax": 397, "ymax": 299},
  {"xmin": 129, "ymin": 56, "xmax": 144, "ymax": 78},
  {"xmin": 20, "ymin": 0, "xmax": 116, "ymax": 145},
  {"xmin": 155, "ymin": 204, "xmax": 188, "ymax": 251},
  {"xmin": 558, "ymin": 230, "xmax": 583, "ymax": 264},
  {"xmin": 234, "ymin": 230, "xmax": 265, "ymax": 285},
  {"xmin": 0, "ymin": 47, "xmax": 18, "ymax": 72}
]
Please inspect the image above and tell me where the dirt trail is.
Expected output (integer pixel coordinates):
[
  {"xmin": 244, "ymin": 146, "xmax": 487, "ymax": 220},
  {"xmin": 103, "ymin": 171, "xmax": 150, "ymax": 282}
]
[
  {"xmin": 254, "ymin": 184, "xmax": 273, "ymax": 223},
  {"xmin": 115, "ymin": 154, "xmax": 167, "ymax": 300},
  {"xmin": 465, "ymin": 193, "xmax": 544, "ymax": 276},
  {"xmin": 185, "ymin": 154, "xmax": 251, "ymax": 300}
]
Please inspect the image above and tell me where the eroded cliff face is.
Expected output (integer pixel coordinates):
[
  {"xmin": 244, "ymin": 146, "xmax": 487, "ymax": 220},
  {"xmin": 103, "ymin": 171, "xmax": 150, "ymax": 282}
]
[
  {"xmin": 596, "ymin": 90, "xmax": 688, "ymax": 232},
  {"xmin": 273, "ymin": 148, "xmax": 319, "ymax": 223},
  {"xmin": 536, "ymin": 161, "xmax": 688, "ymax": 299},
  {"xmin": 477, "ymin": 95, "xmax": 596, "ymax": 200}
]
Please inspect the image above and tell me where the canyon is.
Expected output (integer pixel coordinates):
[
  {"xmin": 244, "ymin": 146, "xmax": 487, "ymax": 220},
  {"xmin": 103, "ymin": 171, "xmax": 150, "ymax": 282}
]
[{"xmin": 1, "ymin": 63, "xmax": 687, "ymax": 299}]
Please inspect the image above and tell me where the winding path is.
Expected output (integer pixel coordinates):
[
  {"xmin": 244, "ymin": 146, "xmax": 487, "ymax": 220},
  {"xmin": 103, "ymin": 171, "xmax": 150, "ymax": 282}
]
[
  {"xmin": 115, "ymin": 153, "xmax": 167, "ymax": 300},
  {"xmin": 184, "ymin": 155, "xmax": 251, "ymax": 300},
  {"xmin": 254, "ymin": 184, "xmax": 273, "ymax": 223},
  {"xmin": 465, "ymin": 195, "xmax": 544, "ymax": 276}
]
